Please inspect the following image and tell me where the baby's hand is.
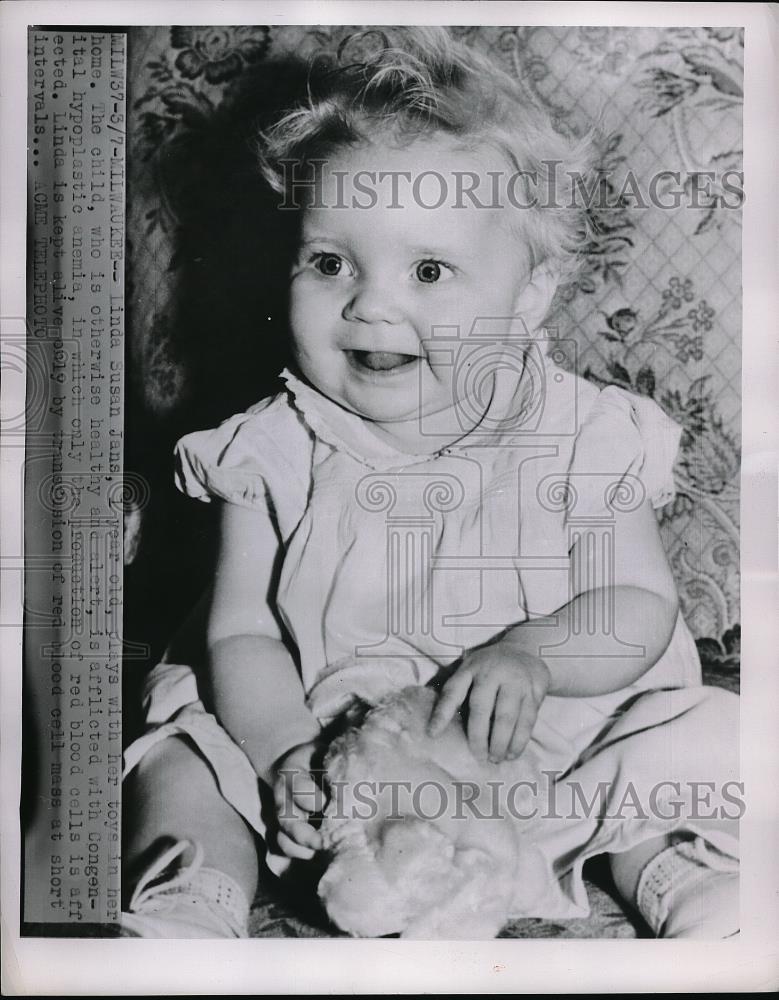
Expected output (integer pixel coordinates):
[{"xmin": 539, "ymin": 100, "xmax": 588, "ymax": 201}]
[
  {"xmin": 427, "ymin": 641, "xmax": 550, "ymax": 763},
  {"xmin": 271, "ymin": 740, "xmax": 327, "ymax": 860}
]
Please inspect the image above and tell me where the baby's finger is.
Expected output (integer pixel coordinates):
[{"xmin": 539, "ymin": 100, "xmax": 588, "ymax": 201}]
[
  {"xmin": 278, "ymin": 791, "xmax": 322, "ymax": 846},
  {"xmin": 279, "ymin": 812, "xmax": 322, "ymax": 851},
  {"xmin": 277, "ymin": 828, "xmax": 317, "ymax": 860},
  {"xmin": 273, "ymin": 781, "xmax": 292, "ymax": 819},
  {"xmin": 507, "ymin": 693, "xmax": 539, "ymax": 759},
  {"xmin": 290, "ymin": 773, "xmax": 327, "ymax": 815},
  {"xmin": 273, "ymin": 778, "xmax": 290, "ymax": 814},
  {"xmin": 274, "ymin": 781, "xmax": 308, "ymax": 825},
  {"xmin": 488, "ymin": 686, "xmax": 520, "ymax": 762},
  {"xmin": 427, "ymin": 670, "xmax": 473, "ymax": 736},
  {"xmin": 467, "ymin": 679, "xmax": 498, "ymax": 761}
]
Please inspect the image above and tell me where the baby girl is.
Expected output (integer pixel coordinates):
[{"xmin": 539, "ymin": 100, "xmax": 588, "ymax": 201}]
[{"xmin": 122, "ymin": 28, "xmax": 739, "ymax": 939}]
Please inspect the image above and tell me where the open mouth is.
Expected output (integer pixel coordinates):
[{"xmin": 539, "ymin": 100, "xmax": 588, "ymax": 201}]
[{"xmin": 346, "ymin": 350, "xmax": 421, "ymax": 374}]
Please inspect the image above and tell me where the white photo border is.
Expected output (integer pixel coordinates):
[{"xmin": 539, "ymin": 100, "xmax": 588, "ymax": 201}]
[{"xmin": 2, "ymin": 1, "xmax": 777, "ymax": 994}]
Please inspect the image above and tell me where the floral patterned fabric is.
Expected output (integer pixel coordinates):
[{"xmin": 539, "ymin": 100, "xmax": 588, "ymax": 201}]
[{"xmin": 124, "ymin": 25, "xmax": 741, "ymax": 938}]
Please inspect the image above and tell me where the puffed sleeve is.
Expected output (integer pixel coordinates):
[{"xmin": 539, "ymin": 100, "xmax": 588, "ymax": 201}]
[
  {"xmin": 173, "ymin": 394, "xmax": 313, "ymax": 535},
  {"xmin": 565, "ymin": 386, "xmax": 682, "ymax": 518}
]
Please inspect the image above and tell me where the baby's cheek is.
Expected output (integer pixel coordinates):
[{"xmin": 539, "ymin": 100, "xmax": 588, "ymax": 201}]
[{"xmin": 289, "ymin": 281, "xmax": 329, "ymax": 334}]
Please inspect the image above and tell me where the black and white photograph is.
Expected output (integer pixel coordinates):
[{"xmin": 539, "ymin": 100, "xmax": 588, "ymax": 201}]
[{"xmin": 2, "ymin": 2, "xmax": 777, "ymax": 994}]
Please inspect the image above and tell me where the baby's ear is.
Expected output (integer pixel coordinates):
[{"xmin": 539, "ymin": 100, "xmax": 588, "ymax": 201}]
[{"xmin": 512, "ymin": 260, "xmax": 560, "ymax": 333}]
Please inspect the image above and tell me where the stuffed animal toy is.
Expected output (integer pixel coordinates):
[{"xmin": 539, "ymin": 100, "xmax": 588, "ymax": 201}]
[{"xmin": 317, "ymin": 685, "xmax": 550, "ymax": 939}]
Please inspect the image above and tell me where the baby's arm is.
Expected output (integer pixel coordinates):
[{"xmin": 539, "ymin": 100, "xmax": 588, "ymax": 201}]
[
  {"xmin": 430, "ymin": 499, "xmax": 679, "ymax": 760},
  {"xmin": 509, "ymin": 497, "xmax": 680, "ymax": 695},
  {"xmin": 206, "ymin": 501, "xmax": 325, "ymax": 856}
]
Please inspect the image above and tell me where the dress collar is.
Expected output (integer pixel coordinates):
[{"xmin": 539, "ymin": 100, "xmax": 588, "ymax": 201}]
[{"xmin": 279, "ymin": 360, "xmax": 538, "ymax": 471}]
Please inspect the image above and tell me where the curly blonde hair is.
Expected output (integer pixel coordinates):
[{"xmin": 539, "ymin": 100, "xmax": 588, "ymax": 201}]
[{"xmin": 254, "ymin": 27, "xmax": 600, "ymax": 279}]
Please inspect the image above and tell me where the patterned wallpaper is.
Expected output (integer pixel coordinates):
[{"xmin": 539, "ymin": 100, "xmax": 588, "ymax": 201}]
[{"xmin": 124, "ymin": 25, "xmax": 742, "ymax": 671}]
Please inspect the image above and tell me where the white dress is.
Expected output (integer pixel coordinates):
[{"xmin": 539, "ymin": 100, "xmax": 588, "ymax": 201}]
[{"xmin": 124, "ymin": 355, "xmax": 739, "ymax": 919}]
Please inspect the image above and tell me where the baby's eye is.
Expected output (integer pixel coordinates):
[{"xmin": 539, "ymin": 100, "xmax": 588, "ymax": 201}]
[
  {"xmin": 414, "ymin": 260, "xmax": 453, "ymax": 284},
  {"xmin": 313, "ymin": 252, "xmax": 348, "ymax": 277}
]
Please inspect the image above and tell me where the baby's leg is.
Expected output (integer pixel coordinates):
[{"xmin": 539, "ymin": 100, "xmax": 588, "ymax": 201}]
[
  {"xmin": 603, "ymin": 687, "xmax": 740, "ymax": 938},
  {"xmin": 610, "ymin": 833, "xmax": 671, "ymax": 903},
  {"xmin": 123, "ymin": 735, "xmax": 259, "ymax": 936}
]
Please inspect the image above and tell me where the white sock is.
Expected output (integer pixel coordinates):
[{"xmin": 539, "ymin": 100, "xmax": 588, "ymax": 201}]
[
  {"xmin": 636, "ymin": 836, "xmax": 739, "ymax": 939},
  {"xmin": 124, "ymin": 840, "xmax": 251, "ymax": 938}
]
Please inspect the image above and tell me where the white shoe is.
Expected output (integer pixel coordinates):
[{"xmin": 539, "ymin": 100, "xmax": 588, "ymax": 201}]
[{"xmin": 122, "ymin": 840, "xmax": 250, "ymax": 938}]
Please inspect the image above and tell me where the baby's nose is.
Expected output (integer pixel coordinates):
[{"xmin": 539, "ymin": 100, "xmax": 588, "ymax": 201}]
[{"xmin": 342, "ymin": 279, "xmax": 404, "ymax": 325}]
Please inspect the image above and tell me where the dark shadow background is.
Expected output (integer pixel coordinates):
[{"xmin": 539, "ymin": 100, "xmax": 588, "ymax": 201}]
[{"xmin": 122, "ymin": 55, "xmax": 311, "ymax": 743}]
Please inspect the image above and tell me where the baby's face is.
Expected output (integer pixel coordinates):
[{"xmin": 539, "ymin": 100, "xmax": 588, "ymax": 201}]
[{"xmin": 288, "ymin": 135, "xmax": 540, "ymax": 432}]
